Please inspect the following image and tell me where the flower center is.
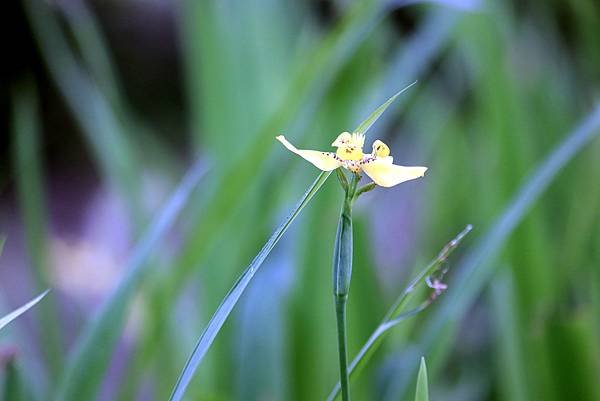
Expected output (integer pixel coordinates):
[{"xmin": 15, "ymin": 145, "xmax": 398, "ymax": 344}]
[{"xmin": 336, "ymin": 145, "xmax": 364, "ymax": 161}]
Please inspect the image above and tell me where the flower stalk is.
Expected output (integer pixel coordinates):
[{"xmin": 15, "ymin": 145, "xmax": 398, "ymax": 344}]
[
  {"xmin": 332, "ymin": 171, "xmax": 360, "ymax": 401},
  {"xmin": 274, "ymin": 88, "xmax": 427, "ymax": 401}
]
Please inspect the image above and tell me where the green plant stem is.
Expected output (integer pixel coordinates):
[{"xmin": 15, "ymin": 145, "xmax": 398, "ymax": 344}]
[
  {"xmin": 332, "ymin": 173, "xmax": 359, "ymax": 401},
  {"xmin": 336, "ymin": 168, "xmax": 349, "ymax": 192},
  {"xmin": 354, "ymin": 182, "xmax": 376, "ymax": 199},
  {"xmin": 335, "ymin": 295, "xmax": 350, "ymax": 401}
]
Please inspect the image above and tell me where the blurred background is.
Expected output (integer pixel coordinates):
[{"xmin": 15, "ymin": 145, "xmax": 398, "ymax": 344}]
[{"xmin": 1, "ymin": 0, "xmax": 600, "ymax": 400}]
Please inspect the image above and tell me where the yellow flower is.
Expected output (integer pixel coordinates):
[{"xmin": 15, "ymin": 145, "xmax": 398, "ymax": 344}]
[{"xmin": 276, "ymin": 132, "xmax": 427, "ymax": 187}]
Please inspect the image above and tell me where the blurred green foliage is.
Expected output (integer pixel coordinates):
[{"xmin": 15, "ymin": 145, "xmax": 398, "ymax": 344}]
[{"xmin": 1, "ymin": 0, "xmax": 600, "ymax": 400}]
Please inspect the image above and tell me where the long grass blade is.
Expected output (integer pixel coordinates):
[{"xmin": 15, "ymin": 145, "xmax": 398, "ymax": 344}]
[
  {"xmin": 120, "ymin": 5, "xmax": 387, "ymax": 395},
  {"xmin": 54, "ymin": 160, "xmax": 207, "ymax": 401},
  {"xmin": 422, "ymin": 105, "xmax": 600, "ymax": 344},
  {"xmin": 168, "ymin": 85, "xmax": 411, "ymax": 401},
  {"xmin": 3, "ymin": 360, "xmax": 23, "ymax": 401},
  {"xmin": 168, "ymin": 171, "xmax": 329, "ymax": 401},
  {"xmin": 354, "ymin": 81, "xmax": 416, "ymax": 135},
  {"xmin": 0, "ymin": 290, "xmax": 49, "ymax": 332},
  {"xmin": 327, "ymin": 225, "xmax": 472, "ymax": 401},
  {"xmin": 388, "ymin": 104, "xmax": 600, "ymax": 399},
  {"xmin": 11, "ymin": 82, "xmax": 64, "ymax": 374},
  {"xmin": 415, "ymin": 357, "xmax": 429, "ymax": 401},
  {"xmin": 23, "ymin": 0, "xmax": 142, "ymax": 221},
  {"xmin": 164, "ymin": 0, "xmax": 383, "ymax": 299}
]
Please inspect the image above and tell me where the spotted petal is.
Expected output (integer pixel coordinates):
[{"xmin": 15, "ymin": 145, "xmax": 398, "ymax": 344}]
[
  {"xmin": 276, "ymin": 135, "xmax": 342, "ymax": 171},
  {"xmin": 362, "ymin": 158, "xmax": 427, "ymax": 187}
]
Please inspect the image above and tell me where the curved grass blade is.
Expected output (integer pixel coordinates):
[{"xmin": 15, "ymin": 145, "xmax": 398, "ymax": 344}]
[
  {"xmin": 54, "ymin": 160, "xmax": 207, "ymax": 401},
  {"xmin": 0, "ymin": 290, "xmax": 49, "ymax": 332},
  {"xmin": 415, "ymin": 357, "xmax": 429, "ymax": 401},
  {"xmin": 12, "ymin": 81, "xmax": 64, "ymax": 375},
  {"xmin": 168, "ymin": 85, "xmax": 414, "ymax": 401},
  {"xmin": 2, "ymin": 357, "xmax": 32, "ymax": 401},
  {"xmin": 387, "ymin": 105, "xmax": 600, "ymax": 399},
  {"xmin": 121, "ymin": 5, "xmax": 388, "ymax": 395},
  {"xmin": 420, "ymin": 104, "xmax": 600, "ymax": 350},
  {"xmin": 354, "ymin": 81, "xmax": 416, "ymax": 135},
  {"xmin": 327, "ymin": 225, "xmax": 472, "ymax": 401},
  {"xmin": 23, "ymin": 0, "xmax": 142, "ymax": 221},
  {"xmin": 169, "ymin": 171, "xmax": 329, "ymax": 401}
]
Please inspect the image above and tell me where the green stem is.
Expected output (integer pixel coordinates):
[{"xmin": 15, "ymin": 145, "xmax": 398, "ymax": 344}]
[
  {"xmin": 332, "ymin": 173, "xmax": 359, "ymax": 401},
  {"xmin": 354, "ymin": 182, "xmax": 376, "ymax": 200},
  {"xmin": 336, "ymin": 168, "xmax": 349, "ymax": 192},
  {"xmin": 335, "ymin": 295, "xmax": 350, "ymax": 401}
]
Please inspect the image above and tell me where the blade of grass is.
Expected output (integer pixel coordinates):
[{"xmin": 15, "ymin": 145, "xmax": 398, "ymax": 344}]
[
  {"xmin": 165, "ymin": 0, "xmax": 383, "ymax": 298},
  {"xmin": 11, "ymin": 82, "xmax": 63, "ymax": 375},
  {"xmin": 53, "ymin": 160, "xmax": 207, "ymax": 401},
  {"xmin": 168, "ymin": 85, "xmax": 412, "ymax": 401},
  {"xmin": 57, "ymin": 0, "xmax": 173, "ymax": 172},
  {"xmin": 354, "ymin": 81, "xmax": 416, "ymax": 135},
  {"xmin": 23, "ymin": 0, "xmax": 142, "ymax": 223},
  {"xmin": 138, "ymin": 2, "xmax": 432, "ymax": 392},
  {"xmin": 0, "ymin": 290, "xmax": 50, "ymax": 332},
  {"xmin": 327, "ymin": 225, "xmax": 472, "ymax": 401},
  {"xmin": 57, "ymin": 0, "xmax": 126, "ymax": 111},
  {"xmin": 389, "ymin": 104, "xmax": 600, "ymax": 398},
  {"xmin": 3, "ymin": 360, "xmax": 23, "ymax": 401},
  {"xmin": 168, "ymin": 171, "xmax": 329, "ymax": 401},
  {"xmin": 490, "ymin": 271, "xmax": 529, "ymax": 401},
  {"xmin": 137, "ymin": 8, "xmax": 386, "ymax": 384},
  {"xmin": 423, "ymin": 103, "xmax": 600, "ymax": 345},
  {"xmin": 415, "ymin": 357, "xmax": 429, "ymax": 401}
]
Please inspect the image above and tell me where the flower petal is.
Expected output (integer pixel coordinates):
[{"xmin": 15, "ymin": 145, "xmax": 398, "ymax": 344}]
[
  {"xmin": 362, "ymin": 158, "xmax": 427, "ymax": 187},
  {"xmin": 276, "ymin": 135, "xmax": 342, "ymax": 171},
  {"xmin": 371, "ymin": 140, "xmax": 390, "ymax": 157},
  {"xmin": 331, "ymin": 132, "xmax": 352, "ymax": 147}
]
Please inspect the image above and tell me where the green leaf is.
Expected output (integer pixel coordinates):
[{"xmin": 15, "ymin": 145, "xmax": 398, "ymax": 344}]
[
  {"xmin": 168, "ymin": 171, "xmax": 329, "ymax": 401},
  {"xmin": 0, "ymin": 290, "xmax": 49, "ymax": 332},
  {"xmin": 387, "ymin": 105, "xmax": 600, "ymax": 399},
  {"xmin": 327, "ymin": 225, "xmax": 472, "ymax": 401},
  {"xmin": 163, "ymin": 1, "xmax": 406, "ymax": 311},
  {"xmin": 3, "ymin": 360, "xmax": 23, "ymax": 401},
  {"xmin": 12, "ymin": 80, "xmax": 64, "ymax": 375},
  {"xmin": 23, "ymin": 0, "xmax": 143, "ymax": 222},
  {"xmin": 53, "ymin": 161, "xmax": 207, "ymax": 401},
  {"xmin": 332, "ymin": 180, "xmax": 356, "ymax": 298},
  {"xmin": 420, "ymin": 104, "xmax": 600, "ymax": 348},
  {"xmin": 415, "ymin": 357, "xmax": 429, "ymax": 401},
  {"xmin": 119, "ymin": 5, "xmax": 386, "ymax": 396},
  {"xmin": 354, "ymin": 81, "xmax": 417, "ymax": 135},
  {"xmin": 169, "ymin": 85, "xmax": 409, "ymax": 401}
]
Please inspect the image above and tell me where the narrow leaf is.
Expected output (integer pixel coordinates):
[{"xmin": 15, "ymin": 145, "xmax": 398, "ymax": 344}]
[
  {"xmin": 23, "ymin": 0, "xmax": 142, "ymax": 220},
  {"xmin": 415, "ymin": 357, "xmax": 429, "ymax": 401},
  {"xmin": 420, "ymin": 105, "xmax": 600, "ymax": 354},
  {"xmin": 54, "ymin": 160, "xmax": 207, "ymax": 401},
  {"xmin": 327, "ymin": 225, "xmax": 472, "ymax": 401},
  {"xmin": 387, "ymin": 105, "xmax": 600, "ymax": 399},
  {"xmin": 12, "ymin": 81, "xmax": 64, "ymax": 374},
  {"xmin": 3, "ymin": 360, "xmax": 22, "ymax": 401},
  {"xmin": 169, "ymin": 171, "xmax": 329, "ymax": 401},
  {"xmin": 169, "ymin": 86, "xmax": 411, "ymax": 401},
  {"xmin": 0, "ymin": 290, "xmax": 49, "ymax": 331},
  {"xmin": 354, "ymin": 81, "xmax": 417, "ymax": 135}
]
